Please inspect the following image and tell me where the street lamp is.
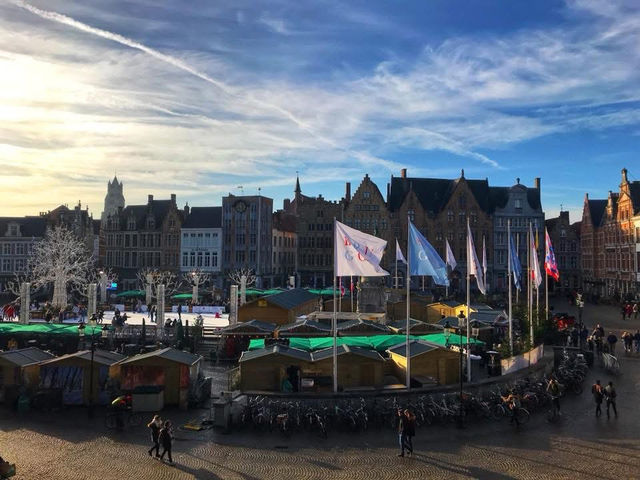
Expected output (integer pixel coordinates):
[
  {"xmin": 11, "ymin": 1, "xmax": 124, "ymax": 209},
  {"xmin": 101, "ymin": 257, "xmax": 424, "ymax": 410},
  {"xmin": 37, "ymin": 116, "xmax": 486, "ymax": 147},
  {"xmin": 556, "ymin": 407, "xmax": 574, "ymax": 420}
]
[{"xmin": 457, "ymin": 311, "xmax": 467, "ymax": 428}]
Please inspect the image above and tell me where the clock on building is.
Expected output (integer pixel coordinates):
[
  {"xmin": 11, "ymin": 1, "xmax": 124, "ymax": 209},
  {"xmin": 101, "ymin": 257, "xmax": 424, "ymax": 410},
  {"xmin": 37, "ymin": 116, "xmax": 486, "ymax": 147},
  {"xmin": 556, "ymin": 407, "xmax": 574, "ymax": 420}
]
[{"xmin": 234, "ymin": 200, "xmax": 248, "ymax": 213}]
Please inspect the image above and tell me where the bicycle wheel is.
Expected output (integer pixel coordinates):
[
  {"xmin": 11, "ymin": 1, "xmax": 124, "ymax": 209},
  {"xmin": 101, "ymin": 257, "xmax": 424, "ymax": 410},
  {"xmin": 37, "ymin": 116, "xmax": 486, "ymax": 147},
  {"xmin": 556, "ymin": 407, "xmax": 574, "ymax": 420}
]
[
  {"xmin": 105, "ymin": 413, "xmax": 118, "ymax": 429},
  {"xmin": 516, "ymin": 408, "xmax": 530, "ymax": 425},
  {"xmin": 128, "ymin": 412, "xmax": 143, "ymax": 427}
]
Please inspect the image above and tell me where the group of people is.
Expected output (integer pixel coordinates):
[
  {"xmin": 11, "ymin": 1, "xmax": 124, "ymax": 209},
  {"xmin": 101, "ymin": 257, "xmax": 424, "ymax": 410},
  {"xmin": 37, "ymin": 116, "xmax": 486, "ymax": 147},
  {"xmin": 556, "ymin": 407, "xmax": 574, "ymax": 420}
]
[
  {"xmin": 396, "ymin": 409, "xmax": 416, "ymax": 457},
  {"xmin": 620, "ymin": 330, "xmax": 640, "ymax": 354},
  {"xmin": 591, "ymin": 380, "xmax": 618, "ymax": 419},
  {"xmin": 147, "ymin": 415, "xmax": 175, "ymax": 465},
  {"xmin": 587, "ymin": 324, "xmax": 622, "ymax": 355}
]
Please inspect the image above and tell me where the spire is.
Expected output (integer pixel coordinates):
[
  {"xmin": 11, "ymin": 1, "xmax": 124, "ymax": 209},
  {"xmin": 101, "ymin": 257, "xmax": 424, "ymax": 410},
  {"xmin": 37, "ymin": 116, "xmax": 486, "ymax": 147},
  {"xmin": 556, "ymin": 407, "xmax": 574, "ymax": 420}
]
[{"xmin": 295, "ymin": 171, "xmax": 301, "ymax": 195}]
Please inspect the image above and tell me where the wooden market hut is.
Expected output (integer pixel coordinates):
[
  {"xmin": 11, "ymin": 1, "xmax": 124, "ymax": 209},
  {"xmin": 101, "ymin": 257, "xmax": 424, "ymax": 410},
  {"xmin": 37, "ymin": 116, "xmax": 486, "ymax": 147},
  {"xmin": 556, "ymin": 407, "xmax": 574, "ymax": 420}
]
[
  {"xmin": 310, "ymin": 345, "xmax": 385, "ymax": 391},
  {"xmin": 238, "ymin": 345, "xmax": 312, "ymax": 392},
  {"xmin": 38, "ymin": 350, "xmax": 125, "ymax": 406},
  {"xmin": 119, "ymin": 348, "xmax": 202, "ymax": 409},
  {"xmin": 336, "ymin": 319, "xmax": 390, "ymax": 336},
  {"xmin": 0, "ymin": 347, "xmax": 55, "ymax": 403},
  {"xmin": 425, "ymin": 300, "xmax": 465, "ymax": 323},
  {"xmin": 221, "ymin": 319, "xmax": 276, "ymax": 337},
  {"xmin": 238, "ymin": 288, "xmax": 318, "ymax": 325},
  {"xmin": 387, "ymin": 293, "xmax": 434, "ymax": 322},
  {"xmin": 275, "ymin": 319, "xmax": 331, "ymax": 337},
  {"xmin": 387, "ymin": 340, "xmax": 460, "ymax": 386}
]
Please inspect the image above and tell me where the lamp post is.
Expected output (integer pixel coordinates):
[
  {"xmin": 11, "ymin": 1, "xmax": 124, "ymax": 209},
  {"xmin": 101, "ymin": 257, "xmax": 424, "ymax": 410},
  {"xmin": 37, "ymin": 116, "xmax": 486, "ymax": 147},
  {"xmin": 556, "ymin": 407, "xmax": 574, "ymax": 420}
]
[
  {"xmin": 79, "ymin": 324, "xmax": 108, "ymax": 419},
  {"xmin": 457, "ymin": 311, "xmax": 467, "ymax": 427}
]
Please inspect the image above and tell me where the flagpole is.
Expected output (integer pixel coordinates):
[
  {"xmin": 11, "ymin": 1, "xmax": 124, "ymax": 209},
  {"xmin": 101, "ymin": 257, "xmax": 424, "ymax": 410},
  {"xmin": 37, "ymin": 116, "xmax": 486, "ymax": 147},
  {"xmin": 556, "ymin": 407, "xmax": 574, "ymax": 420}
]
[
  {"xmin": 516, "ymin": 233, "xmax": 519, "ymax": 305},
  {"xmin": 545, "ymin": 229, "xmax": 549, "ymax": 324},
  {"xmin": 350, "ymin": 276, "xmax": 354, "ymax": 313},
  {"xmin": 406, "ymin": 217, "xmax": 411, "ymax": 389},
  {"xmin": 466, "ymin": 218, "xmax": 471, "ymax": 383},
  {"xmin": 395, "ymin": 240, "xmax": 399, "ymax": 290},
  {"xmin": 528, "ymin": 223, "xmax": 533, "ymax": 344},
  {"xmin": 332, "ymin": 218, "xmax": 338, "ymax": 394},
  {"xmin": 536, "ymin": 228, "xmax": 540, "ymax": 327},
  {"xmin": 508, "ymin": 220, "xmax": 513, "ymax": 356},
  {"xmin": 338, "ymin": 277, "xmax": 342, "ymax": 314}
]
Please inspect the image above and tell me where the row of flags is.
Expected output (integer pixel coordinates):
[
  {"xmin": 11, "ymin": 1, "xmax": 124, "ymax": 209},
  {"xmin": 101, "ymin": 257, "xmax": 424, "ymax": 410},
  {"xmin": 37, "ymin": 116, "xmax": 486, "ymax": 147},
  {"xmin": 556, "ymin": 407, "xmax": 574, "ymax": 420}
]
[{"xmin": 334, "ymin": 219, "xmax": 560, "ymax": 290}]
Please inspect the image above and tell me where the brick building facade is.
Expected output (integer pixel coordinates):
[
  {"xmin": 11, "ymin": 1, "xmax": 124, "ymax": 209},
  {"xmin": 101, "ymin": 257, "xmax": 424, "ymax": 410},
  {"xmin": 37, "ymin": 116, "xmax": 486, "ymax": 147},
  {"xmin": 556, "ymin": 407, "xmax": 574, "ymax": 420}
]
[{"xmin": 545, "ymin": 211, "xmax": 581, "ymax": 295}]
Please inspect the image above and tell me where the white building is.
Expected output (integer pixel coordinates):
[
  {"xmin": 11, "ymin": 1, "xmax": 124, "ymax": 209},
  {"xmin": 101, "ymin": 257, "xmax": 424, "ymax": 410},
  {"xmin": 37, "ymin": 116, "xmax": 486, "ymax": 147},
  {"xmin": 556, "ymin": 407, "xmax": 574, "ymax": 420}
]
[{"xmin": 180, "ymin": 207, "xmax": 222, "ymax": 284}]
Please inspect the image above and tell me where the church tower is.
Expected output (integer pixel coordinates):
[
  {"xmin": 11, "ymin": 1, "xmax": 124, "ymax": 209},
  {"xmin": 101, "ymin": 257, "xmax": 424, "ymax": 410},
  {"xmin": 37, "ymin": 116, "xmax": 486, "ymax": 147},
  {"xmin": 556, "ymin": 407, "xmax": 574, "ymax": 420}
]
[{"xmin": 101, "ymin": 176, "xmax": 125, "ymax": 222}]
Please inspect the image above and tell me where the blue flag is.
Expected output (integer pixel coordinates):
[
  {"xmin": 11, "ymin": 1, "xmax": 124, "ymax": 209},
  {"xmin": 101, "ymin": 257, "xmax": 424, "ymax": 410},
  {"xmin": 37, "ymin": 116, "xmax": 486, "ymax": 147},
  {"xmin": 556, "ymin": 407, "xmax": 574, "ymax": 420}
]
[
  {"xmin": 408, "ymin": 222, "xmax": 449, "ymax": 286},
  {"xmin": 509, "ymin": 233, "xmax": 522, "ymax": 291}
]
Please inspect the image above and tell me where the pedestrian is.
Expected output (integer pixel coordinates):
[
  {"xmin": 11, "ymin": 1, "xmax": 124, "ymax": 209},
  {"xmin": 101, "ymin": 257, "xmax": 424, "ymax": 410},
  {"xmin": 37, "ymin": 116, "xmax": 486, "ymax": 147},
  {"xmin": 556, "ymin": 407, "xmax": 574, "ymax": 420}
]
[
  {"xmin": 604, "ymin": 381, "xmax": 618, "ymax": 419},
  {"xmin": 592, "ymin": 380, "xmax": 603, "ymax": 417},
  {"xmin": 622, "ymin": 331, "xmax": 633, "ymax": 354},
  {"xmin": 159, "ymin": 420, "xmax": 174, "ymax": 464},
  {"xmin": 403, "ymin": 410, "xmax": 416, "ymax": 455},
  {"xmin": 396, "ymin": 409, "xmax": 407, "ymax": 457},
  {"xmin": 634, "ymin": 330, "xmax": 640, "ymax": 354},
  {"xmin": 178, "ymin": 303, "xmax": 183, "ymax": 321},
  {"xmin": 547, "ymin": 377, "xmax": 562, "ymax": 416},
  {"xmin": 607, "ymin": 332, "xmax": 618, "ymax": 355},
  {"xmin": 147, "ymin": 415, "xmax": 162, "ymax": 458},
  {"xmin": 621, "ymin": 304, "xmax": 627, "ymax": 321}
]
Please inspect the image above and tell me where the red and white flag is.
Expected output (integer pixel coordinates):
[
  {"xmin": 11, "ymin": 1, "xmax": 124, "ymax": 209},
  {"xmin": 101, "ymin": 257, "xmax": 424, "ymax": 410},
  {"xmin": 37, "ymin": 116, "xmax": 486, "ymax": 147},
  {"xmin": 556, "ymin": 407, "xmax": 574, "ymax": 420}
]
[
  {"xmin": 334, "ymin": 220, "xmax": 389, "ymax": 277},
  {"xmin": 530, "ymin": 223, "xmax": 542, "ymax": 289}
]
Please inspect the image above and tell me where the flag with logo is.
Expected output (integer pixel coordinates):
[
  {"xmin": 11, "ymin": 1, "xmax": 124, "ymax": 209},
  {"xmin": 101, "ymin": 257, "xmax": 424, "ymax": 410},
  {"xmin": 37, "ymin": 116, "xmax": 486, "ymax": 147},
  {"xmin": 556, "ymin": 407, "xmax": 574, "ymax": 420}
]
[
  {"xmin": 408, "ymin": 222, "xmax": 449, "ymax": 286},
  {"xmin": 467, "ymin": 223, "xmax": 486, "ymax": 294},
  {"xmin": 544, "ymin": 228, "xmax": 560, "ymax": 282},
  {"xmin": 530, "ymin": 223, "xmax": 542, "ymax": 289},
  {"xmin": 395, "ymin": 239, "xmax": 407, "ymax": 265},
  {"xmin": 445, "ymin": 239, "xmax": 457, "ymax": 270},
  {"xmin": 334, "ymin": 220, "xmax": 389, "ymax": 277},
  {"xmin": 509, "ymin": 233, "xmax": 522, "ymax": 291}
]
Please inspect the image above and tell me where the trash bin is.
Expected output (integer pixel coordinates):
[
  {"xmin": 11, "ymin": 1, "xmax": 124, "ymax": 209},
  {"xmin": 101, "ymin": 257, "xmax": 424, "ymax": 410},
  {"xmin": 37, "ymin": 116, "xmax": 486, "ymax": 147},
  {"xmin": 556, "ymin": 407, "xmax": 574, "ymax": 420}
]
[
  {"xmin": 132, "ymin": 385, "xmax": 164, "ymax": 412},
  {"xmin": 213, "ymin": 399, "xmax": 230, "ymax": 428}
]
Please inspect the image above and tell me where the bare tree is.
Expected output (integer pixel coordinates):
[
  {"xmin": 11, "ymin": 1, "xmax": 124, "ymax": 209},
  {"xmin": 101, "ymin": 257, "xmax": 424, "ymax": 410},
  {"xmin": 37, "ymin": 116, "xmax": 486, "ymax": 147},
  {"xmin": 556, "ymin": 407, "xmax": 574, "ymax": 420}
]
[
  {"xmin": 137, "ymin": 268, "xmax": 182, "ymax": 299},
  {"xmin": 228, "ymin": 268, "xmax": 256, "ymax": 287},
  {"xmin": 183, "ymin": 268, "xmax": 211, "ymax": 302},
  {"xmin": 26, "ymin": 226, "xmax": 93, "ymax": 307}
]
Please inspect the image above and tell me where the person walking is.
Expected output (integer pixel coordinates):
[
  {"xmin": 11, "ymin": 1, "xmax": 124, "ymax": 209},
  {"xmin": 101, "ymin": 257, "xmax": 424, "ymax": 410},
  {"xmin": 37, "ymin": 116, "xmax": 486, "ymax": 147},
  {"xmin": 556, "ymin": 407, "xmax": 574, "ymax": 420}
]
[
  {"xmin": 159, "ymin": 420, "xmax": 174, "ymax": 464},
  {"xmin": 403, "ymin": 410, "xmax": 416, "ymax": 456},
  {"xmin": 604, "ymin": 381, "xmax": 618, "ymax": 419},
  {"xmin": 147, "ymin": 415, "xmax": 162, "ymax": 457},
  {"xmin": 591, "ymin": 380, "xmax": 603, "ymax": 417},
  {"xmin": 396, "ymin": 409, "xmax": 407, "ymax": 457},
  {"xmin": 622, "ymin": 331, "xmax": 633, "ymax": 354},
  {"xmin": 547, "ymin": 377, "xmax": 562, "ymax": 416},
  {"xmin": 621, "ymin": 304, "xmax": 627, "ymax": 321},
  {"xmin": 178, "ymin": 303, "xmax": 183, "ymax": 321},
  {"xmin": 607, "ymin": 332, "xmax": 618, "ymax": 356},
  {"xmin": 633, "ymin": 330, "xmax": 640, "ymax": 354}
]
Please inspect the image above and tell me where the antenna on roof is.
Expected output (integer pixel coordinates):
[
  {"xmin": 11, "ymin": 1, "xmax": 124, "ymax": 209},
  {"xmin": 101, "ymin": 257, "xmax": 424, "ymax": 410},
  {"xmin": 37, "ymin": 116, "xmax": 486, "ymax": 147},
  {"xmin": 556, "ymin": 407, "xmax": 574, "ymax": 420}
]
[{"xmin": 237, "ymin": 185, "xmax": 244, "ymax": 195}]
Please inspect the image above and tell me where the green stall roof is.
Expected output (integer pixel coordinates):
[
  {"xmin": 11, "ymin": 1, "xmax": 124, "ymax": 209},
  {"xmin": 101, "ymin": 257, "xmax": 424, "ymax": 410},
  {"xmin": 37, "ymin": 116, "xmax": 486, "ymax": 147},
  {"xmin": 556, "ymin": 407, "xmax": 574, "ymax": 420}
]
[
  {"xmin": 248, "ymin": 333, "xmax": 483, "ymax": 352},
  {"xmin": 0, "ymin": 323, "xmax": 107, "ymax": 336}
]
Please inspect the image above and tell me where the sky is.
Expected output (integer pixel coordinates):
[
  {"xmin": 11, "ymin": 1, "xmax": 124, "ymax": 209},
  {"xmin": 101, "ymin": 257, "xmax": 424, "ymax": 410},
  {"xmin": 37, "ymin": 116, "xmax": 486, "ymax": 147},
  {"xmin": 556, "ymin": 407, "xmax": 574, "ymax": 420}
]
[{"xmin": 1, "ymin": 0, "xmax": 640, "ymax": 223}]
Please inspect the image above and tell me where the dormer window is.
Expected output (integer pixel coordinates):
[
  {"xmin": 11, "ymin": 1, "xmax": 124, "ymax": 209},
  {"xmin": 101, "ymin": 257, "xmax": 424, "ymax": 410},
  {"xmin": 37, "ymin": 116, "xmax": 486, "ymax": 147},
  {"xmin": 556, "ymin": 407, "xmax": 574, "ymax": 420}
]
[
  {"xmin": 147, "ymin": 217, "xmax": 155, "ymax": 229},
  {"xmin": 515, "ymin": 199, "xmax": 522, "ymax": 210},
  {"xmin": 127, "ymin": 218, "xmax": 136, "ymax": 230},
  {"xmin": 8, "ymin": 224, "xmax": 19, "ymax": 236}
]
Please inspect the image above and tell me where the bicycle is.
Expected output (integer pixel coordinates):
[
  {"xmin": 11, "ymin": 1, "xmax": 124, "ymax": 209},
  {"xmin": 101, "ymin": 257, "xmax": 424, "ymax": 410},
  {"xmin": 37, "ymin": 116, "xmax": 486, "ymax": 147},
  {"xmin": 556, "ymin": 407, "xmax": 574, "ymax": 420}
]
[{"xmin": 105, "ymin": 409, "xmax": 143, "ymax": 429}]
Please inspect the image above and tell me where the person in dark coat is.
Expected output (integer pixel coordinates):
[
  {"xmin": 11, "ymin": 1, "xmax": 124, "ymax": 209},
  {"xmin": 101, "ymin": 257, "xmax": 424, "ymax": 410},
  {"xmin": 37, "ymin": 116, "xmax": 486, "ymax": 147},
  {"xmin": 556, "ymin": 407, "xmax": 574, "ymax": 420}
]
[
  {"xmin": 403, "ymin": 409, "xmax": 416, "ymax": 455},
  {"xmin": 159, "ymin": 420, "xmax": 174, "ymax": 464},
  {"xmin": 396, "ymin": 409, "xmax": 407, "ymax": 457},
  {"xmin": 147, "ymin": 415, "xmax": 162, "ymax": 457}
]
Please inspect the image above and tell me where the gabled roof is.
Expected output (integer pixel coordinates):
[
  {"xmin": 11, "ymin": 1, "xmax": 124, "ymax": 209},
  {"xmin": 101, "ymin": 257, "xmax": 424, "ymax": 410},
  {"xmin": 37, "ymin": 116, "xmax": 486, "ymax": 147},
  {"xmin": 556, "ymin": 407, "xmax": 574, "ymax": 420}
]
[
  {"xmin": 239, "ymin": 345, "xmax": 312, "ymax": 363},
  {"xmin": 119, "ymin": 347, "xmax": 201, "ymax": 366},
  {"xmin": 117, "ymin": 199, "xmax": 177, "ymax": 229},
  {"xmin": 183, "ymin": 207, "xmax": 221, "ymax": 229},
  {"xmin": 387, "ymin": 319, "xmax": 443, "ymax": 334},
  {"xmin": 222, "ymin": 319, "xmax": 276, "ymax": 334},
  {"xmin": 387, "ymin": 340, "xmax": 443, "ymax": 358},
  {"xmin": 312, "ymin": 344, "xmax": 384, "ymax": 362},
  {"xmin": 262, "ymin": 288, "xmax": 317, "ymax": 310},
  {"xmin": 273, "ymin": 211, "xmax": 296, "ymax": 233},
  {"xmin": 276, "ymin": 319, "xmax": 331, "ymax": 335},
  {"xmin": 587, "ymin": 199, "xmax": 607, "ymax": 227},
  {"xmin": 0, "ymin": 216, "xmax": 47, "ymax": 237},
  {"xmin": 337, "ymin": 319, "xmax": 390, "ymax": 333},
  {"xmin": 40, "ymin": 349, "xmax": 125, "ymax": 367},
  {"xmin": 0, "ymin": 347, "xmax": 55, "ymax": 367}
]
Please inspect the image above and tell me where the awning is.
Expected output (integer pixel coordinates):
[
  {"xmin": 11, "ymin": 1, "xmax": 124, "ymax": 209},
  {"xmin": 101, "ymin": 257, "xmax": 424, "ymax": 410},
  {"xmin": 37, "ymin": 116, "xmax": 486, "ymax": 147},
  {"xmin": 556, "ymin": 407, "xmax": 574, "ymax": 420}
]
[
  {"xmin": 116, "ymin": 290, "xmax": 145, "ymax": 298},
  {"xmin": 171, "ymin": 293, "xmax": 195, "ymax": 300},
  {"xmin": 0, "ymin": 323, "xmax": 107, "ymax": 336}
]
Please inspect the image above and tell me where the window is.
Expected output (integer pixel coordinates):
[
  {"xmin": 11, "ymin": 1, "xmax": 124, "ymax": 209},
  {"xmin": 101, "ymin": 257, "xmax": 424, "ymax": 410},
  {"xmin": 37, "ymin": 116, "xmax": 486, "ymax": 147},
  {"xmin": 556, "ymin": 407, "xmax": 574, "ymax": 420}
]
[
  {"xmin": 363, "ymin": 191, "xmax": 371, "ymax": 199},
  {"xmin": 408, "ymin": 209, "xmax": 415, "ymax": 222},
  {"xmin": 459, "ymin": 195, "xmax": 466, "ymax": 208},
  {"xmin": 15, "ymin": 259, "xmax": 24, "ymax": 271},
  {"xmin": 197, "ymin": 252, "xmax": 203, "ymax": 267},
  {"xmin": 183, "ymin": 252, "xmax": 188, "ymax": 267},
  {"xmin": 447, "ymin": 210, "xmax": 454, "ymax": 223},
  {"xmin": 515, "ymin": 199, "xmax": 522, "ymax": 210},
  {"xmin": 124, "ymin": 235, "xmax": 130, "ymax": 247},
  {"xmin": 235, "ymin": 250, "xmax": 245, "ymax": 263},
  {"xmin": 212, "ymin": 252, "xmax": 218, "ymax": 267},
  {"xmin": 127, "ymin": 218, "xmax": 136, "ymax": 230},
  {"xmin": 132, "ymin": 235, "xmax": 138, "ymax": 247},
  {"xmin": 2, "ymin": 258, "xmax": 11, "ymax": 271},
  {"xmin": 15, "ymin": 243, "xmax": 25, "ymax": 255},
  {"xmin": 190, "ymin": 252, "xmax": 196, "ymax": 267},
  {"xmin": 459, "ymin": 212, "xmax": 466, "ymax": 225},
  {"xmin": 560, "ymin": 229, "xmax": 567, "ymax": 238},
  {"xmin": 9, "ymin": 225, "xmax": 18, "ymax": 236}
]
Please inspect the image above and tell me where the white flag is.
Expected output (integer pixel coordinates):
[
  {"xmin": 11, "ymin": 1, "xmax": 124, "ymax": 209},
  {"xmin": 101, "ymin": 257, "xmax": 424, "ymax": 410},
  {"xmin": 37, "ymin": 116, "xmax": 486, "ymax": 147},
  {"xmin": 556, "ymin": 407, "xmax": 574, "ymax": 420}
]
[
  {"xmin": 445, "ymin": 239, "xmax": 457, "ymax": 270},
  {"xmin": 467, "ymin": 222, "xmax": 486, "ymax": 294},
  {"xmin": 395, "ymin": 239, "xmax": 407, "ymax": 265},
  {"xmin": 530, "ymin": 223, "xmax": 542, "ymax": 289},
  {"xmin": 334, "ymin": 220, "xmax": 389, "ymax": 277}
]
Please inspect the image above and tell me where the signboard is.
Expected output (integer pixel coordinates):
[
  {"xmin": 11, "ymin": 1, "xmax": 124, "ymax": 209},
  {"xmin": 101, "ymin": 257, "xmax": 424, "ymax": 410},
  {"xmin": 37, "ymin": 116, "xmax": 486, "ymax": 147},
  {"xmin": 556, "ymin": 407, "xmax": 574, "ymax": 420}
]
[{"xmin": 107, "ymin": 282, "xmax": 118, "ymax": 290}]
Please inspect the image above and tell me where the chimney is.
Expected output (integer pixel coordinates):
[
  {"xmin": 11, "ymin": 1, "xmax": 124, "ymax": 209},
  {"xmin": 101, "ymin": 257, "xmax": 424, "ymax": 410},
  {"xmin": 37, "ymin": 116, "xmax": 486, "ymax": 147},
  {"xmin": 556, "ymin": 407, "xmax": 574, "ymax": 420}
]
[
  {"xmin": 183, "ymin": 203, "xmax": 190, "ymax": 216},
  {"xmin": 171, "ymin": 193, "xmax": 176, "ymax": 205},
  {"xmin": 345, "ymin": 182, "xmax": 351, "ymax": 202},
  {"xmin": 622, "ymin": 167, "xmax": 628, "ymax": 183},
  {"xmin": 148, "ymin": 194, "xmax": 153, "ymax": 204},
  {"xmin": 401, "ymin": 168, "xmax": 407, "ymax": 178},
  {"xmin": 560, "ymin": 211, "xmax": 569, "ymax": 221},
  {"xmin": 283, "ymin": 198, "xmax": 291, "ymax": 210},
  {"xmin": 534, "ymin": 177, "xmax": 540, "ymax": 190}
]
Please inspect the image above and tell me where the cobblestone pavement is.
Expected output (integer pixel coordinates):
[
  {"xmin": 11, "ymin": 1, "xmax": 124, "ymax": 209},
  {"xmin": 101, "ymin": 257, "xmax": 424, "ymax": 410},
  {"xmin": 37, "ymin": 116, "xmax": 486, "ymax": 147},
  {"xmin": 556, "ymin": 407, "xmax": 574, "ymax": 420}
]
[{"xmin": 2, "ymin": 299, "xmax": 640, "ymax": 480}]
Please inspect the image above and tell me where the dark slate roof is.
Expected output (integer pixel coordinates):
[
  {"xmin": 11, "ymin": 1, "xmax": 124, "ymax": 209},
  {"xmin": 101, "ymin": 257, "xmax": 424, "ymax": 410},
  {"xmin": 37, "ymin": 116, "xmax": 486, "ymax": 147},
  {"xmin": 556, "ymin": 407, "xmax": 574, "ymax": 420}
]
[
  {"xmin": 222, "ymin": 319, "xmax": 277, "ymax": 333},
  {"xmin": 470, "ymin": 311, "xmax": 506, "ymax": 324},
  {"xmin": 387, "ymin": 340, "xmax": 442, "ymax": 358},
  {"xmin": 488, "ymin": 187, "xmax": 510, "ymax": 210},
  {"xmin": 587, "ymin": 200, "xmax": 607, "ymax": 227},
  {"xmin": 183, "ymin": 207, "xmax": 222, "ymax": 229},
  {"xmin": 312, "ymin": 345, "xmax": 384, "ymax": 362},
  {"xmin": 41, "ymin": 349, "xmax": 125, "ymax": 366},
  {"xmin": 545, "ymin": 217, "xmax": 558, "ymax": 231},
  {"xmin": 0, "ymin": 347, "xmax": 55, "ymax": 367},
  {"xmin": 273, "ymin": 211, "xmax": 296, "ymax": 233},
  {"xmin": 571, "ymin": 221, "xmax": 582, "ymax": 238},
  {"xmin": 630, "ymin": 182, "xmax": 640, "ymax": 215},
  {"xmin": 264, "ymin": 288, "xmax": 317, "ymax": 310},
  {"xmin": 92, "ymin": 219, "xmax": 101, "ymax": 234},
  {"xmin": 337, "ymin": 319, "xmax": 390, "ymax": 333},
  {"xmin": 388, "ymin": 319, "xmax": 443, "ymax": 333},
  {"xmin": 527, "ymin": 188, "xmax": 542, "ymax": 210},
  {"xmin": 118, "ymin": 200, "xmax": 176, "ymax": 229},
  {"xmin": 119, "ymin": 347, "xmax": 200, "ymax": 366},
  {"xmin": 0, "ymin": 216, "xmax": 47, "ymax": 237},
  {"xmin": 239, "ymin": 345, "xmax": 312, "ymax": 363},
  {"xmin": 276, "ymin": 319, "xmax": 331, "ymax": 333}
]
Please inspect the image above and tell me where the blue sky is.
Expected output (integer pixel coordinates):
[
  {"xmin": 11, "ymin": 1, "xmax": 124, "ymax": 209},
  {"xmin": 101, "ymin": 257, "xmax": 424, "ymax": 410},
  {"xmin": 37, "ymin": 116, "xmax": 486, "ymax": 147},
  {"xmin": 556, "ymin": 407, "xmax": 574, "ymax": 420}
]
[{"xmin": 1, "ymin": 0, "xmax": 639, "ymax": 223}]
